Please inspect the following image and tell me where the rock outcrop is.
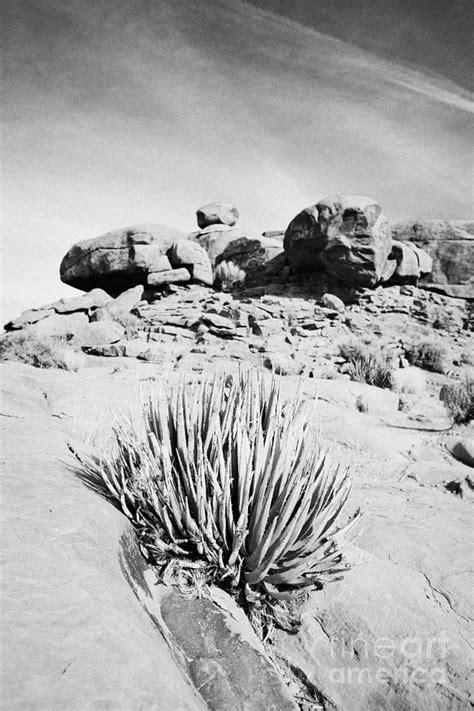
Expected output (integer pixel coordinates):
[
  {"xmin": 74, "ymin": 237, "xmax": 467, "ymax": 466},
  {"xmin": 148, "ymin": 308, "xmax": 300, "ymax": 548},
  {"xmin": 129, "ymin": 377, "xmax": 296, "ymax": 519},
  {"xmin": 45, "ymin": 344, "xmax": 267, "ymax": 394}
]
[
  {"xmin": 284, "ymin": 195, "xmax": 392, "ymax": 287},
  {"xmin": 392, "ymin": 220, "xmax": 474, "ymax": 298}
]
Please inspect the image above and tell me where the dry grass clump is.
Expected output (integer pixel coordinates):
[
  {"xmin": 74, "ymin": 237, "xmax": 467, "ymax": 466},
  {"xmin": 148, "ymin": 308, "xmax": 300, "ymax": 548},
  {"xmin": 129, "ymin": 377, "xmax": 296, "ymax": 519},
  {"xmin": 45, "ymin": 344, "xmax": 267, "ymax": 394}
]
[
  {"xmin": 339, "ymin": 340, "xmax": 394, "ymax": 389},
  {"xmin": 440, "ymin": 377, "xmax": 474, "ymax": 425},
  {"xmin": 406, "ymin": 341, "xmax": 446, "ymax": 374},
  {"xmin": 0, "ymin": 330, "xmax": 83, "ymax": 371},
  {"xmin": 72, "ymin": 373, "xmax": 360, "ymax": 634},
  {"xmin": 214, "ymin": 261, "xmax": 246, "ymax": 291}
]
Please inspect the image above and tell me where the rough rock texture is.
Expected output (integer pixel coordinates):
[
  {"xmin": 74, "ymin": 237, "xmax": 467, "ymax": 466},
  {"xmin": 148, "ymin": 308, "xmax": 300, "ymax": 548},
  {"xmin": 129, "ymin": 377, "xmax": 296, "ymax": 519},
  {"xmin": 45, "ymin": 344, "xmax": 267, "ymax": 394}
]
[
  {"xmin": 168, "ymin": 240, "xmax": 214, "ymax": 286},
  {"xmin": 0, "ymin": 363, "xmax": 298, "ymax": 711},
  {"xmin": 196, "ymin": 202, "xmax": 239, "ymax": 228},
  {"xmin": 0, "ymin": 365, "xmax": 205, "ymax": 710},
  {"xmin": 284, "ymin": 195, "xmax": 392, "ymax": 287},
  {"xmin": 148, "ymin": 267, "xmax": 191, "ymax": 286},
  {"xmin": 392, "ymin": 220, "xmax": 474, "ymax": 298},
  {"xmin": 383, "ymin": 240, "xmax": 433, "ymax": 283},
  {"xmin": 191, "ymin": 225, "xmax": 283, "ymax": 283},
  {"xmin": 60, "ymin": 223, "xmax": 186, "ymax": 293}
]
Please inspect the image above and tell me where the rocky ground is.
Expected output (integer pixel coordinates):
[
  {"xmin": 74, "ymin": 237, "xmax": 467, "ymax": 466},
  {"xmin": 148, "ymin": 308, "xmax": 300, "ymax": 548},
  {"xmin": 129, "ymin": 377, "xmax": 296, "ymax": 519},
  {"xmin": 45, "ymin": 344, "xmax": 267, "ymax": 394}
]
[
  {"xmin": 1, "ymin": 196, "xmax": 473, "ymax": 709},
  {"xmin": 1, "ymin": 276, "xmax": 473, "ymax": 710}
]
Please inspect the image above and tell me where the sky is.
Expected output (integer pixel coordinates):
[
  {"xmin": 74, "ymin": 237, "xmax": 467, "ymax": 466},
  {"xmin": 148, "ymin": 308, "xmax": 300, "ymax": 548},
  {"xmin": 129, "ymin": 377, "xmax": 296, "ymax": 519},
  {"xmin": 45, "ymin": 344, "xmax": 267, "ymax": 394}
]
[{"xmin": 2, "ymin": 0, "xmax": 473, "ymax": 321}]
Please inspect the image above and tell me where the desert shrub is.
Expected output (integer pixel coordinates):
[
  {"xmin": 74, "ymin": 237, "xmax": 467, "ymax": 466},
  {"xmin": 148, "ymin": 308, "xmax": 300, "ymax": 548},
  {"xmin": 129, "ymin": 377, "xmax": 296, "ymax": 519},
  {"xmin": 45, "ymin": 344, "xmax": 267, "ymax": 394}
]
[
  {"xmin": 338, "ymin": 340, "xmax": 394, "ymax": 389},
  {"xmin": 72, "ymin": 373, "xmax": 360, "ymax": 633},
  {"xmin": 0, "ymin": 330, "xmax": 82, "ymax": 370},
  {"xmin": 214, "ymin": 261, "xmax": 246, "ymax": 291},
  {"xmin": 406, "ymin": 341, "xmax": 446, "ymax": 373},
  {"xmin": 440, "ymin": 377, "xmax": 474, "ymax": 424}
]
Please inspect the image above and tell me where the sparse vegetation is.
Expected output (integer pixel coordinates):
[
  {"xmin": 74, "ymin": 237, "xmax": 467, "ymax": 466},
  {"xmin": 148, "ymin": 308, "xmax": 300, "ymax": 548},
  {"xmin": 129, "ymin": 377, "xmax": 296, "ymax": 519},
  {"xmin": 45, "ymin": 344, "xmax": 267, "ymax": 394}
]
[
  {"xmin": 72, "ymin": 373, "xmax": 360, "ymax": 634},
  {"xmin": 406, "ymin": 341, "xmax": 446, "ymax": 374},
  {"xmin": 440, "ymin": 377, "xmax": 474, "ymax": 425},
  {"xmin": 338, "ymin": 340, "xmax": 394, "ymax": 389},
  {"xmin": 0, "ymin": 330, "xmax": 83, "ymax": 371},
  {"xmin": 214, "ymin": 260, "xmax": 246, "ymax": 291}
]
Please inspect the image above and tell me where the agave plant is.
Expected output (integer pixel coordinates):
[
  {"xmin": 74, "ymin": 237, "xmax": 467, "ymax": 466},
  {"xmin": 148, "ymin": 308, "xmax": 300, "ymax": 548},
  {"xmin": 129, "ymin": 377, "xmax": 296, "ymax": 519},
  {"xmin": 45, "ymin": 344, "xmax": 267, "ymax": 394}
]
[{"xmin": 73, "ymin": 372, "xmax": 360, "ymax": 631}]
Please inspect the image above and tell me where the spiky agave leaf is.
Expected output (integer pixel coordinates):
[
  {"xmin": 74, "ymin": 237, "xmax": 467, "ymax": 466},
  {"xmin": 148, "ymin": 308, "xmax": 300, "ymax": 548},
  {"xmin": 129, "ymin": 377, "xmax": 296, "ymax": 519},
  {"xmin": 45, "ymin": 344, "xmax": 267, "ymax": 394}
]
[{"xmin": 71, "ymin": 370, "xmax": 360, "ymax": 631}]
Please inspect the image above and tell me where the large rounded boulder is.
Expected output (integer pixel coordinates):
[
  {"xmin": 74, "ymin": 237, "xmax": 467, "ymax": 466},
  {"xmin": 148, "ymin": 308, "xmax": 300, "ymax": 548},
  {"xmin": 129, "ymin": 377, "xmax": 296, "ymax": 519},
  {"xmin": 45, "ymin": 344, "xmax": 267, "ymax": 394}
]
[
  {"xmin": 284, "ymin": 195, "xmax": 392, "ymax": 287},
  {"xmin": 60, "ymin": 224, "xmax": 212, "ymax": 293},
  {"xmin": 392, "ymin": 220, "xmax": 474, "ymax": 298}
]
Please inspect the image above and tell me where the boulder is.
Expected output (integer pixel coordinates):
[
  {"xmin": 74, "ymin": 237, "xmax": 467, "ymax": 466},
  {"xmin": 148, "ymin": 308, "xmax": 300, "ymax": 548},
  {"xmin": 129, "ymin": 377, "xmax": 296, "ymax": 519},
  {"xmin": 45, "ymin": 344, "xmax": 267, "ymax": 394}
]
[
  {"xmin": 383, "ymin": 240, "xmax": 433, "ymax": 284},
  {"xmin": 191, "ymin": 226, "xmax": 283, "ymax": 282},
  {"xmin": 168, "ymin": 240, "xmax": 213, "ymax": 286},
  {"xmin": 60, "ymin": 224, "xmax": 186, "ymax": 293},
  {"xmin": 196, "ymin": 202, "xmax": 239, "ymax": 229},
  {"xmin": 392, "ymin": 220, "xmax": 474, "ymax": 297},
  {"xmin": 284, "ymin": 195, "xmax": 392, "ymax": 287}
]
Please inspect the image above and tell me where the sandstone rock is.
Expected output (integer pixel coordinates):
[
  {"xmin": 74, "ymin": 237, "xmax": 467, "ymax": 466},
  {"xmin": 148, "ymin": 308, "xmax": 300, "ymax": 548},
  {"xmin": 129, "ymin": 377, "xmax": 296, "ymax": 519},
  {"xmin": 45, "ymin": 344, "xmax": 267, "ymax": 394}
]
[
  {"xmin": 130, "ymin": 246, "xmax": 172, "ymax": 272},
  {"xmin": 444, "ymin": 437, "xmax": 474, "ymax": 468},
  {"xmin": 383, "ymin": 240, "xmax": 433, "ymax": 283},
  {"xmin": 284, "ymin": 195, "xmax": 392, "ymax": 287},
  {"xmin": 160, "ymin": 589, "xmax": 296, "ymax": 710},
  {"xmin": 53, "ymin": 288, "xmax": 113, "ymax": 313},
  {"xmin": 322, "ymin": 293, "xmax": 345, "ymax": 312},
  {"xmin": 147, "ymin": 268, "xmax": 191, "ymax": 287},
  {"xmin": 392, "ymin": 220, "xmax": 474, "ymax": 297},
  {"xmin": 196, "ymin": 202, "xmax": 239, "ymax": 228},
  {"xmin": 73, "ymin": 321, "xmax": 125, "ymax": 347},
  {"xmin": 30, "ymin": 312, "xmax": 89, "ymax": 339},
  {"xmin": 60, "ymin": 223, "xmax": 186, "ymax": 293},
  {"xmin": 191, "ymin": 226, "xmax": 283, "ymax": 280},
  {"xmin": 168, "ymin": 240, "xmax": 213, "ymax": 286},
  {"xmin": 5, "ymin": 307, "xmax": 55, "ymax": 330},
  {"xmin": 1, "ymin": 365, "xmax": 205, "ymax": 710},
  {"xmin": 104, "ymin": 285, "xmax": 144, "ymax": 317}
]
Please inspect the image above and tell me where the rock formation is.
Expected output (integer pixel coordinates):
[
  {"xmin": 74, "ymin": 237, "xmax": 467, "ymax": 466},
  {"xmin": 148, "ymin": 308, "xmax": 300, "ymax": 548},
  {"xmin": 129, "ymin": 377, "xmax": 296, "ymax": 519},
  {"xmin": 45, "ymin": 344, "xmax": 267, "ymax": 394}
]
[
  {"xmin": 284, "ymin": 195, "xmax": 393, "ymax": 287},
  {"xmin": 59, "ymin": 223, "xmax": 213, "ymax": 293},
  {"xmin": 392, "ymin": 220, "xmax": 474, "ymax": 298}
]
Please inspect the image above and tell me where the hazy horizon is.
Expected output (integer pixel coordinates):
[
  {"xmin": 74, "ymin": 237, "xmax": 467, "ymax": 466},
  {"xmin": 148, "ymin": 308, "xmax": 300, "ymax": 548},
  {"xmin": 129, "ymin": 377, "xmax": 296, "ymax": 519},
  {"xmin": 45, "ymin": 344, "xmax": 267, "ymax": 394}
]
[{"xmin": 2, "ymin": 0, "xmax": 473, "ymax": 321}]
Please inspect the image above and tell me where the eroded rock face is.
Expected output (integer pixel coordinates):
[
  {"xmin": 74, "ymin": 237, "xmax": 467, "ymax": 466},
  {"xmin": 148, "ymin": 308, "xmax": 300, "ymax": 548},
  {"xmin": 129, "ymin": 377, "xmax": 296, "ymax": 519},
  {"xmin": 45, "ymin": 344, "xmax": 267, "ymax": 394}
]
[
  {"xmin": 196, "ymin": 202, "xmax": 239, "ymax": 229},
  {"xmin": 392, "ymin": 220, "xmax": 474, "ymax": 298},
  {"xmin": 284, "ymin": 195, "xmax": 392, "ymax": 287}
]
